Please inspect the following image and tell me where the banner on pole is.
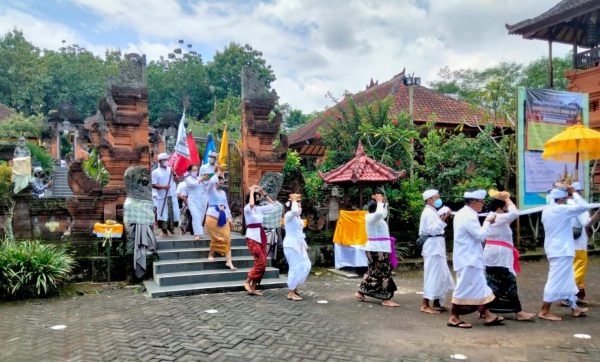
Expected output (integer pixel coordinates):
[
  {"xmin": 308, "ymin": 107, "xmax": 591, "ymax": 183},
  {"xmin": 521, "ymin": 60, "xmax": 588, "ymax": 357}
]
[{"xmin": 517, "ymin": 87, "xmax": 589, "ymax": 209}]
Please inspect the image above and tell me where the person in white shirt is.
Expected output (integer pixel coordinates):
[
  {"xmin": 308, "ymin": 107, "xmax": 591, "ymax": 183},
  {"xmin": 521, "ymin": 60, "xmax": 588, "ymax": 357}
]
[
  {"xmin": 448, "ymin": 189, "xmax": 502, "ymax": 329},
  {"xmin": 483, "ymin": 191, "xmax": 536, "ymax": 321},
  {"xmin": 283, "ymin": 193, "xmax": 311, "ymax": 301},
  {"xmin": 176, "ymin": 177, "xmax": 192, "ymax": 235},
  {"xmin": 568, "ymin": 182, "xmax": 592, "ymax": 305},
  {"xmin": 419, "ymin": 189, "xmax": 454, "ymax": 314},
  {"xmin": 243, "ymin": 185, "xmax": 276, "ymax": 295},
  {"xmin": 184, "ymin": 164, "xmax": 209, "ymax": 240},
  {"xmin": 151, "ymin": 153, "xmax": 180, "ymax": 237},
  {"xmin": 199, "ymin": 151, "xmax": 217, "ymax": 176},
  {"xmin": 539, "ymin": 186, "xmax": 590, "ymax": 321},
  {"xmin": 204, "ymin": 171, "xmax": 236, "ymax": 270},
  {"xmin": 354, "ymin": 194, "xmax": 399, "ymax": 307}
]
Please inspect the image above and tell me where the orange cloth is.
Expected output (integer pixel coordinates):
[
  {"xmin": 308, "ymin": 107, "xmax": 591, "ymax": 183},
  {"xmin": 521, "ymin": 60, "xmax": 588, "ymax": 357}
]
[
  {"xmin": 93, "ymin": 223, "xmax": 124, "ymax": 238},
  {"xmin": 333, "ymin": 210, "xmax": 368, "ymax": 246}
]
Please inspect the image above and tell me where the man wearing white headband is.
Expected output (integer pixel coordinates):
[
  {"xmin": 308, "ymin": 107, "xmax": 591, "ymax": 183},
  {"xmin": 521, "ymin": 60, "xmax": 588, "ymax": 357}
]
[
  {"xmin": 151, "ymin": 152, "xmax": 180, "ymax": 236},
  {"xmin": 539, "ymin": 185, "xmax": 590, "ymax": 320},
  {"xmin": 567, "ymin": 182, "xmax": 591, "ymax": 305},
  {"xmin": 448, "ymin": 189, "xmax": 502, "ymax": 328},
  {"xmin": 419, "ymin": 189, "xmax": 454, "ymax": 314},
  {"xmin": 200, "ymin": 151, "xmax": 218, "ymax": 175}
]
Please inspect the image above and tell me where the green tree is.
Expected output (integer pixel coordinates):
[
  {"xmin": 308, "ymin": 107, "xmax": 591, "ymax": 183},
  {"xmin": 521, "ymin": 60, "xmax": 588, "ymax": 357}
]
[
  {"xmin": 147, "ymin": 40, "xmax": 212, "ymax": 125},
  {"xmin": 0, "ymin": 30, "xmax": 46, "ymax": 115},
  {"xmin": 207, "ymin": 43, "xmax": 276, "ymax": 99},
  {"xmin": 41, "ymin": 43, "xmax": 119, "ymax": 118}
]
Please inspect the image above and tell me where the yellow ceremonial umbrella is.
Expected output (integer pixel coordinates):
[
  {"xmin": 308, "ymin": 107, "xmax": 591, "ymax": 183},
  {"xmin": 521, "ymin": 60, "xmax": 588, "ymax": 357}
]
[{"xmin": 542, "ymin": 123, "xmax": 600, "ymax": 181}]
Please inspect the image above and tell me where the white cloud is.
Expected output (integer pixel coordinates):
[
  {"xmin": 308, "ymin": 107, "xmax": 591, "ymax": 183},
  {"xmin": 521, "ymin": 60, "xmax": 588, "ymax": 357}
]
[
  {"xmin": 0, "ymin": 9, "xmax": 80, "ymax": 51},
  {"xmin": 2, "ymin": 1, "xmax": 574, "ymax": 113}
]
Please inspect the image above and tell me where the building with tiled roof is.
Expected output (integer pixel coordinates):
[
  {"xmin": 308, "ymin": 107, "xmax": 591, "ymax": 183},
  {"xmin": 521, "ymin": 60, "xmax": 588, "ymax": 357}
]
[{"xmin": 288, "ymin": 70, "xmax": 495, "ymax": 158}]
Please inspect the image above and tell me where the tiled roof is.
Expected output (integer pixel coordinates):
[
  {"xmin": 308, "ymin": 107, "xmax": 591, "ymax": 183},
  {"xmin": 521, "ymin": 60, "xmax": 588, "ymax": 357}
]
[
  {"xmin": 288, "ymin": 72, "xmax": 493, "ymax": 147},
  {"xmin": 318, "ymin": 142, "xmax": 405, "ymax": 184},
  {"xmin": 506, "ymin": 0, "xmax": 600, "ymax": 47}
]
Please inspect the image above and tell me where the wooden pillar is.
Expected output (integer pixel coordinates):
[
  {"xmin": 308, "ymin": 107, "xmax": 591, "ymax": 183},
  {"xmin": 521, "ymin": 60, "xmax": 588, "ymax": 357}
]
[{"xmin": 548, "ymin": 40, "xmax": 554, "ymax": 88}]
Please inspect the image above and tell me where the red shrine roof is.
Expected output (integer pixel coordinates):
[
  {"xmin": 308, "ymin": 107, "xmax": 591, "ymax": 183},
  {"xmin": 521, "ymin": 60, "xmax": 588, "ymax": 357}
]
[
  {"xmin": 319, "ymin": 142, "xmax": 405, "ymax": 184},
  {"xmin": 288, "ymin": 71, "xmax": 496, "ymax": 147}
]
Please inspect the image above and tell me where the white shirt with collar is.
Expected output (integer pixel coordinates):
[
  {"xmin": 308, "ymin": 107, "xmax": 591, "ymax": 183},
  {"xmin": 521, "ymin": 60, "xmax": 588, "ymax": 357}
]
[
  {"xmin": 364, "ymin": 202, "xmax": 391, "ymax": 253},
  {"xmin": 542, "ymin": 200, "xmax": 589, "ymax": 258},
  {"xmin": 419, "ymin": 205, "xmax": 447, "ymax": 257},
  {"xmin": 452, "ymin": 205, "xmax": 491, "ymax": 271},
  {"xmin": 151, "ymin": 166, "xmax": 176, "ymax": 199}
]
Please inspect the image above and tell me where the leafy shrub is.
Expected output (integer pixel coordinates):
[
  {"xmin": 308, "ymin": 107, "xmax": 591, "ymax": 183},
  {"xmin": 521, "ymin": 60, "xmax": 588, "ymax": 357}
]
[
  {"xmin": 82, "ymin": 148, "xmax": 109, "ymax": 186},
  {"xmin": 0, "ymin": 240, "xmax": 75, "ymax": 300},
  {"xmin": 0, "ymin": 112, "xmax": 46, "ymax": 138},
  {"xmin": 26, "ymin": 142, "xmax": 54, "ymax": 175}
]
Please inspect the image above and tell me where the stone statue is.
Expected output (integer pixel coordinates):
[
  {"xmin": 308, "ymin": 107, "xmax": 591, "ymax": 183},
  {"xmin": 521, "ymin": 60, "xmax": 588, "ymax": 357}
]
[
  {"xmin": 259, "ymin": 172, "xmax": 284, "ymax": 200},
  {"xmin": 13, "ymin": 137, "xmax": 31, "ymax": 157},
  {"xmin": 124, "ymin": 165, "xmax": 152, "ymax": 201},
  {"xmin": 123, "ymin": 166, "xmax": 156, "ymax": 279},
  {"xmin": 118, "ymin": 53, "xmax": 147, "ymax": 89}
]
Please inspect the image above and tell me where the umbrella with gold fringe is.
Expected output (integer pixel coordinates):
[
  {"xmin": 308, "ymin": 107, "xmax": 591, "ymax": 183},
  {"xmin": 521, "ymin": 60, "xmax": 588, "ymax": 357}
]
[{"xmin": 542, "ymin": 123, "xmax": 600, "ymax": 181}]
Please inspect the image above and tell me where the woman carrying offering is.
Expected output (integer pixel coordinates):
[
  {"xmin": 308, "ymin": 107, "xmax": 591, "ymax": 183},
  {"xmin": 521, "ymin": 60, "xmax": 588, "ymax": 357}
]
[{"xmin": 283, "ymin": 193, "xmax": 311, "ymax": 301}]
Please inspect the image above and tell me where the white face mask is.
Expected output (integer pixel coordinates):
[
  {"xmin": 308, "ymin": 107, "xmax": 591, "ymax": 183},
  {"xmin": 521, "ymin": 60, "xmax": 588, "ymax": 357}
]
[
  {"xmin": 191, "ymin": 171, "xmax": 199, "ymax": 177},
  {"xmin": 208, "ymin": 157, "xmax": 216, "ymax": 165},
  {"xmin": 159, "ymin": 160, "xmax": 167, "ymax": 167}
]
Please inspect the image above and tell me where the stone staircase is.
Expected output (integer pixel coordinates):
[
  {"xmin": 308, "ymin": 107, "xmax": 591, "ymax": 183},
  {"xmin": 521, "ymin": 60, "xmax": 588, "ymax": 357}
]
[
  {"xmin": 51, "ymin": 166, "xmax": 73, "ymax": 198},
  {"xmin": 144, "ymin": 232, "xmax": 287, "ymax": 298}
]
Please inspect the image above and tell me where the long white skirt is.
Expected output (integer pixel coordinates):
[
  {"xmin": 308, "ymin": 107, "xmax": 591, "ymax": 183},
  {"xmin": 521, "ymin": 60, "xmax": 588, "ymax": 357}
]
[
  {"xmin": 423, "ymin": 255, "xmax": 455, "ymax": 303},
  {"xmin": 284, "ymin": 247, "xmax": 312, "ymax": 290},
  {"xmin": 188, "ymin": 195, "xmax": 207, "ymax": 236},
  {"xmin": 543, "ymin": 256, "xmax": 578, "ymax": 304},
  {"xmin": 154, "ymin": 196, "xmax": 180, "ymax": 222},
  {"xmin": 452, "ymin": 266, "xmax": 495, "ymax": 305}
]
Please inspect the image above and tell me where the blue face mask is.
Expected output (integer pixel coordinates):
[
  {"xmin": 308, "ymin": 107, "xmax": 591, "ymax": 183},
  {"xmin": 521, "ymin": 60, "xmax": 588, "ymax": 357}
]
[{"xmin": 433, "ymin": 199, "xmax": 443, "ymax": 209}]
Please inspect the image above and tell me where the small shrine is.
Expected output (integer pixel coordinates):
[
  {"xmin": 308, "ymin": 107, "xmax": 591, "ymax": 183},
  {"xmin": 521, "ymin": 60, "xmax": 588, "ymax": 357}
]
[
  {"xmin": 319, "ymin": 141, "xmax": 405, "ymax": 206},
  {"xmin": 319, "ymin": 142, "xmax": 405, "ymax": 269}
]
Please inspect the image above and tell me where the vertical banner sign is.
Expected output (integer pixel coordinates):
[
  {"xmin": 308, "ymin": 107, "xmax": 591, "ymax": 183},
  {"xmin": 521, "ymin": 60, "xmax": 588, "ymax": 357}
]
[{"xmin": 517, "ymin": 88, "xmax": 589, "ymax": 209}]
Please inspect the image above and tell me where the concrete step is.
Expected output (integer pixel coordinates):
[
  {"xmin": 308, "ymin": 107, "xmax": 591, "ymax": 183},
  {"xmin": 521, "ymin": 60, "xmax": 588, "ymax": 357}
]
[
  {"xmin": 157, "ymin": 246, "xmax": 250, "ymax": 260},
  {"xmin": 153, "ymin": 256, "xmax": 265, "ymax": 274},
  {"xmin": 144, "ymin": 276, "xmax": 288, "ymax": 298},
  {"xmin": 155, "ymin": 267, "xmax": 280, "ymax": 286},
  {"xmin": 157, "ymin": 237, "xmax": 246, "ymax": 250}
]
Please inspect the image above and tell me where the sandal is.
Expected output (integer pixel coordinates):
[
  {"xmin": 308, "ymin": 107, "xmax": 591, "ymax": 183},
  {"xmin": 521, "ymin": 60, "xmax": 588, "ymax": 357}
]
[
  {"xmin": 447, "ymin": 321, "xmax": 472, "ymax": 329},
  {"xmin": 484, "ymin": 316, "xmax": 505, "ymax": 326}
]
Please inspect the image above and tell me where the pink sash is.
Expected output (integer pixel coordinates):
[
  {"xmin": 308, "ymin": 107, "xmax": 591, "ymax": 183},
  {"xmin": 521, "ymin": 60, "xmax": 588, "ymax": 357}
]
[
  {"xmin": 368, "ymin": 237, "xmax": 397, "ymax": 268},
  {"xmin": 486, "ymin": 239, "xmax": 521, "ymax": 273}
]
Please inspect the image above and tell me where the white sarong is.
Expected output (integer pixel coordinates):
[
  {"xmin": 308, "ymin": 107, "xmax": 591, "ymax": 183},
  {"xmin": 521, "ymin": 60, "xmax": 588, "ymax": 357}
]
[
  {"xmin": 452, "ymin": 266, "xmax": 495, "ymax": 305},
  {"xmin": 154, "ymin": 196, "xmax": 181, "ymax": 222},
  {"xmin": 423, "ymin": 255, "xmax": 455, "ymax": 303},
  {"xmin": 188, "ymin": 194, "xmax": 207, "ymax": 236},
  {"xmin": 284, "ymin": 247, "xmax": 312, "ymax": 290},
  {"xmin": 543, "ymin": 256, "xmax": 578, "ymax": 305}
]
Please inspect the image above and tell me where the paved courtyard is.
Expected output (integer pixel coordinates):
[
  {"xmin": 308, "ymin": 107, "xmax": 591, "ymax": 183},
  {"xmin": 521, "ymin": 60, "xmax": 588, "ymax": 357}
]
[{"xmin": 2, "ymin": 258, "xmax": 600, "ymax": 361}]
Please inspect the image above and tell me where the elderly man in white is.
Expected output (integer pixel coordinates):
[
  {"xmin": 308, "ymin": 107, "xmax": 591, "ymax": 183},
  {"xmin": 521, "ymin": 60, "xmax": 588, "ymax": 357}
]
[
  {"xmin": 539, "ymin": 186, "xmax": 590, "ymax": 321},
  {"xmin": 152, "ymin": 152, "xmax": 180, "ymax": 236},
  {"xmin": 419, "ymin": 189, "xmax": 454, "ymax": 315},
  {"xmin": 448, "ymin": 189, "xmax": 502, "ymax": 329}
]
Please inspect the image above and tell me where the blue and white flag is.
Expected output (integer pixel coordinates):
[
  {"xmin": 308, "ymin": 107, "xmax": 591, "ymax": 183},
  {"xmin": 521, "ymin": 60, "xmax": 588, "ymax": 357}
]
[{"xmin": 203, "ymin": 133, "xmax": 217, "ymax": 165}]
